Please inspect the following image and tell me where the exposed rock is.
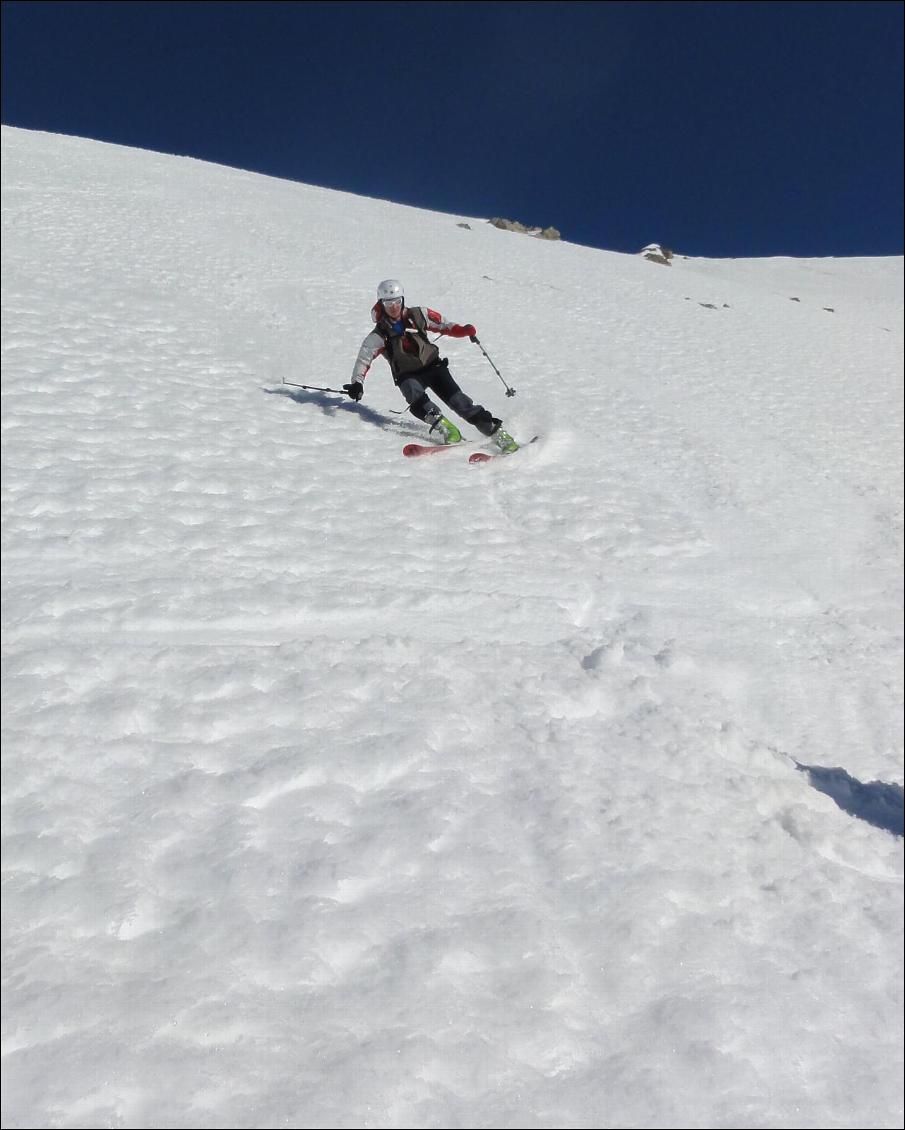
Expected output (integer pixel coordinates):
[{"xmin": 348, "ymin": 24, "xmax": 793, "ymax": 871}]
[
  {"xmin": 456, "ymin": 222, "xmax": 472, "ymax": 230},
  {"xmin": 641, "ymin": 243, "xmax": 673, "ymax": 266},
  {"xmin": 488, "ymin": 218, "xmax": 561, "ymax": 241}
]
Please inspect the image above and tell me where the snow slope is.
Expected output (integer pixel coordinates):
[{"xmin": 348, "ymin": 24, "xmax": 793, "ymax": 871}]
[{"xmin": 2, "ymin": 126, "xmax": 903, "ymax": 1130}]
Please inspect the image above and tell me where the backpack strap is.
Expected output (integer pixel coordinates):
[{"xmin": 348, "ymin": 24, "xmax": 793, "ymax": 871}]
[{"xmin": 374, "ymin": 306, "xmax": 431, "ymax": 347}]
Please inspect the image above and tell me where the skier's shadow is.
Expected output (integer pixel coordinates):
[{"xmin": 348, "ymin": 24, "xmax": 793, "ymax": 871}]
[
  {"xmin": 263, "ymin": 384, "xmax": 422, "ymax": 438},
  {"xmin": 796, "ymin": 763, "xmax": 904, "ymax": 837}
]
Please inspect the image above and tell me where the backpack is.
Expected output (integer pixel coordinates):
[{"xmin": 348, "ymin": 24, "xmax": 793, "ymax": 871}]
[{"xmin": 372, "ymin": 305, "xmax": 440, "ymax": 378}]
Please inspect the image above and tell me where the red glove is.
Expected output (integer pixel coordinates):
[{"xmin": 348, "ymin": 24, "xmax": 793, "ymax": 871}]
[{"xmin": 449, "ymin": 323, "xmax": 477, "ymax": 338}]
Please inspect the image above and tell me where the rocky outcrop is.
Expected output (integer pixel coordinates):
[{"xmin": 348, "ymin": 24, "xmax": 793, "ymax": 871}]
[
  {"xmin": 641, "ymin": 243, "xmax": 674, "ymax": 265},
  {"xmin": 488, "ymin": 218, "xmax": 561, "ymax": 241}
]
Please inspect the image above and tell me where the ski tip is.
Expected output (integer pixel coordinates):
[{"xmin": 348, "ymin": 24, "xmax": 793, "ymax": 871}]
[{"xmin": 403, "ymin": 441, "xmax": 467, "ymax": 457}]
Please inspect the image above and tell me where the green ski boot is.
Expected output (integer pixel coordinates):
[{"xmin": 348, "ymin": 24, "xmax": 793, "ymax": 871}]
[
  {"xmin": 430, "ymin": 416, "xmax": 463, "ymax": 445},
  {"xmin": 492, "ymin": 426, "xmax": 519, "ymax": 454}
]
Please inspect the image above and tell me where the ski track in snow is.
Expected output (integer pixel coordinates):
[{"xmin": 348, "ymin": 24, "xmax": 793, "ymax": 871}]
[{"xmin": 2, "ymin": 127, "xmax": 903, "ymax": 1130}]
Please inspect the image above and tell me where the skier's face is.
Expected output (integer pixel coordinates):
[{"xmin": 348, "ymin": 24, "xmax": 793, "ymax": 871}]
[{"xmin": 382, "ymin": 297, "xmax": 403, "ymax": 319}]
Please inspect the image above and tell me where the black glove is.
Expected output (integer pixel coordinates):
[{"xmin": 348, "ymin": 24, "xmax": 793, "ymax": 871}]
[{"xmin": 343, "ymin": 381, "xmax": 364, "ymax": 402}]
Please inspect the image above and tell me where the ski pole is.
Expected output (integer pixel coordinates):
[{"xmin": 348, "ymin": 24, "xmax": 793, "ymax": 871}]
[
  {"xmin": 470, "ymin": 336, "xmax": 516, "ymax": 397},
  {"xmin": 282, "ymin": 378, "xmax": 351, "ymax": 396}
]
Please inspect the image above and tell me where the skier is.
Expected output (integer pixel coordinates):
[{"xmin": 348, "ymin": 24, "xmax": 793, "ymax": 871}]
[{"xmin": 344, "ymin": 280, "xmax": 519, "ymax": 451}]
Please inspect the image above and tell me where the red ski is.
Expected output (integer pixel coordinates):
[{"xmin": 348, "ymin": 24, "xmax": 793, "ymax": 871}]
[
  {"xmin": 468, "ymin": 436, "xmax": 540, "ymax": 464},
  {"xmin": 402, "ymin": 443, "xmax": 465, "ymax": 458}
]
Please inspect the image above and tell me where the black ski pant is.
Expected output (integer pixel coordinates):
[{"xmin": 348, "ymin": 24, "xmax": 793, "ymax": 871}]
[{"xmin": 396, "ymin": 359, "xmax": 499, "ymax": 437}]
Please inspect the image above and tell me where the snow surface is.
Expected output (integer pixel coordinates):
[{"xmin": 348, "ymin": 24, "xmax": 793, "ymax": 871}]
[{"xmin": 2, "ymin": 126, "xmax": 903, "ymax": 1130}]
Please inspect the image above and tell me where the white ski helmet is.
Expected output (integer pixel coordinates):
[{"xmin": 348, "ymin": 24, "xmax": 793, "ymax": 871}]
[{"xmin": 377, "ymin": 279, "xmax": 404, "ymax": 304}]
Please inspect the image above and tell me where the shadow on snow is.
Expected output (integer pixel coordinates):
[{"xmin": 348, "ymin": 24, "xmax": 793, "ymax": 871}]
[
  {"xmin": 262, "ymin": 384, "xmax": 423, "ymax": 438},
  {"xmin": 796, "ymin": 763, "xmax": 904, "ymax": 837}
]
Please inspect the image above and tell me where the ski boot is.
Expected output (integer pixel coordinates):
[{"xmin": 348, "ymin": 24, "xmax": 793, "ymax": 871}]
[
  {"xmin": 429, "ymin": 416, "xmax": 463, "ymax": 445},
  {"xmin": 492, "ymin": 425, "xmax": 519, "ymax": 454}
]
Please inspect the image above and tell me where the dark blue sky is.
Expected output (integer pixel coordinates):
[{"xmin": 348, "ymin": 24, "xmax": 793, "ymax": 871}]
[{"xmin": 2, "ymin": 0, "xmax": 902, "ymax": 257}]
